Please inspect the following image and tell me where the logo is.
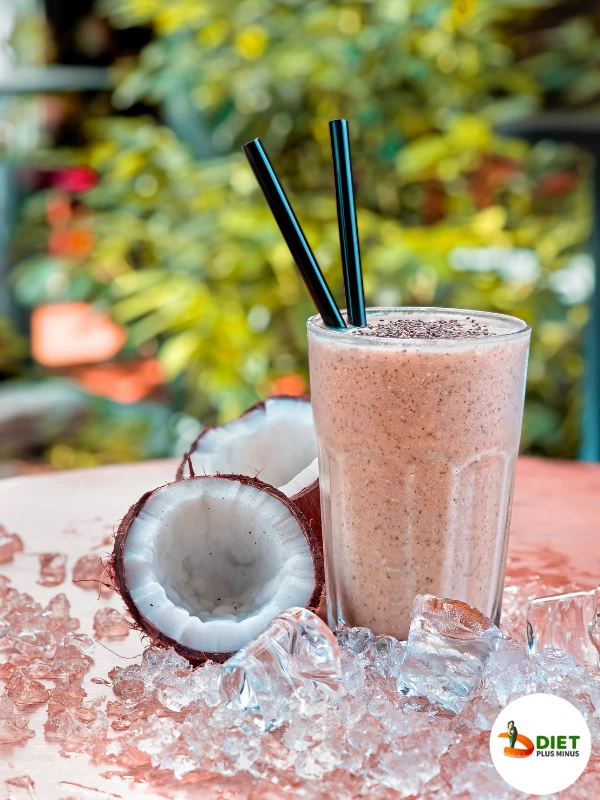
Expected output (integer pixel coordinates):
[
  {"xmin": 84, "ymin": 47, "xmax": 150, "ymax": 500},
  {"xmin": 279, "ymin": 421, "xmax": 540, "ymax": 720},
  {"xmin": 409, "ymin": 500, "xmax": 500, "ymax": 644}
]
[
  {"xmin": 490, "ymin": 694, "xmax": 591, "ymax": 795},
  {"xmin": 498, "ymin": 719, "xmax": 534, "ymax": 758}
]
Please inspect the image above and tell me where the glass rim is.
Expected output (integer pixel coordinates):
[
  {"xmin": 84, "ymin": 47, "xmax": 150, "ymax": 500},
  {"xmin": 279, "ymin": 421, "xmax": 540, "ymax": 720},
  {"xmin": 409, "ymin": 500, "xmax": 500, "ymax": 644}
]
[{"xmin": 307, "ymin": 306, "xmax": 531, "ymax": 347}]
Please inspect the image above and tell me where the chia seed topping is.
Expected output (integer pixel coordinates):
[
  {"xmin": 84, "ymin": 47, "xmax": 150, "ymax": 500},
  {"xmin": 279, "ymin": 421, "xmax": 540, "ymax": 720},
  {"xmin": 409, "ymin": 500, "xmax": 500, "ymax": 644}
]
[{"xmin": 354, "ymin": 316, "xmax": 495, "ymax": 340}]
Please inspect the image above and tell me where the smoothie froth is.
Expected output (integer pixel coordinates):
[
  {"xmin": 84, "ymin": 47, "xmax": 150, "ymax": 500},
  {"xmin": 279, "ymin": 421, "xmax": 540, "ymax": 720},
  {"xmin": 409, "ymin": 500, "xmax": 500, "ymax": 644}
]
[{"xmin": 308, "ymin": 308, "xmax": 530, "ymax": 640}]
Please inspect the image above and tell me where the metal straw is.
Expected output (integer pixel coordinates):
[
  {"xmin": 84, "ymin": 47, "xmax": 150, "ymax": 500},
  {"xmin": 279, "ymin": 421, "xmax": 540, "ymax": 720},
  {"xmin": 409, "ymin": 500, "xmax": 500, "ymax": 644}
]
[
  {"xmin": 329, "ymin": 119, "xmax": 366, "ymax": 327},
  {"xmin": 243, "ymin": 138, "xmax": 346, "ymax": 329}
]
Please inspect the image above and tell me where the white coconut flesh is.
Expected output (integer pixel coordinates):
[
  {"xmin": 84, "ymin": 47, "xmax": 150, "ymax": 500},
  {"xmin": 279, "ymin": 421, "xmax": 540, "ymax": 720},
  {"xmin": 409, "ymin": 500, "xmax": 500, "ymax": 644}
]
[
  {"xmin": 122, "ymin": 477, "xmax": 317, "ymax": 654},
  {"xmin": 184, "ymin": 397, "xmax": 319, "ymax": 497}
]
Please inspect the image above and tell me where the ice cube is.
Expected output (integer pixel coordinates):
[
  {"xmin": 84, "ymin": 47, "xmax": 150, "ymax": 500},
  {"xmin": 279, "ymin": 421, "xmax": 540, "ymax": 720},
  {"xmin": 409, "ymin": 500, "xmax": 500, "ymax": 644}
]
[
  {"xmin": 219, "ymin": 607, "xmax": 342, "ymax": 731},
  {"xmin": 527, "ymin": 588, "xmax": 600, "ymax": 667},
  {"xmin": 0, "ymin": 692, "xmax": 35, "ymax": 744},
  {"xmin": 37, "ymin": 553, "xmax": 66, "ymax": 587},
  {"xmin": 397, "ymin": 595, "xmax": 501, "ymax": 714},
  {"xmin": 72, "ymin": 554, "xmax": 112, "ymax": 594},
  {"xmin": 47, "ymin": 680, "xmax": 86, "ymax": 717},
  {"xmin": 336, "ymin": 627, "xmax": 406, "ymax": 705},
  {"xmin": 476, "ymin": 637, "xmax": 537, "ymax": 710},
  {"xmin": 50, "ymin": 643, "xmax": 93, "ymax": 679},
  {"xmin": 336, "ymin": 626, "xmax": 374, "ymax": 655},
  {"xmin": 44, "ymin": 696, "xmax": 107, "ymax": 752},
  {"xmin": 93, "ymin": 607, "xmax": 130, "ymax": 639},
  {"xmin": 0, "ymin": 527, "xmax": 22, "ymax": 565},
  {"xmin": 5, "ymin": 670, "xmax": 50, "ymax": 706}
]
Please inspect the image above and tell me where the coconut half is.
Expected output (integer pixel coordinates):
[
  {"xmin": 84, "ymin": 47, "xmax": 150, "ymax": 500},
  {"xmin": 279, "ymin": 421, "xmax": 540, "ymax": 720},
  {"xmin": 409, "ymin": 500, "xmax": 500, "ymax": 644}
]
[
  {"xmin": 112, "ymin": 475, "xmax": 324, "ymax": 663},
  {"xmin": 177, "ymin": 396, "xmax": 322, "ymax": 547}
]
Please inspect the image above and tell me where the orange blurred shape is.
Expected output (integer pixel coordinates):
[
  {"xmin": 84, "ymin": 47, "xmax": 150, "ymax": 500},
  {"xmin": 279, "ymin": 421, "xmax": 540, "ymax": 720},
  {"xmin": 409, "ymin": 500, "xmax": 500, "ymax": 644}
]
[
  {"xmin": 270, "ymin": 373, "xmax": 308, "ymax": 396},
  {"xmin": 46, "ymin": 191, "xmax": 72, "ymax": 228},
  {"xmin": 67, "ymin": 359, "xmax": 164, "ymax": 404},
  {"xmin": 31, "ymin": 303, "xmax": 127, "ymax": 367},
  {"xmin": 48, "ymin": 227, "xmax": 94, "ymax": 258}
]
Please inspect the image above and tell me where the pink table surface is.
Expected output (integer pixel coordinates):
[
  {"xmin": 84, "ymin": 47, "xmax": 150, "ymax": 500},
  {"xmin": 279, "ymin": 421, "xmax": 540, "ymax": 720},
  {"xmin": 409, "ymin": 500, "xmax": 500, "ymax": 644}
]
[
  {"xmin": 0, "ymin": 456, "xmax": 599, "ymax": 798},
  {"xmin": 506, "ymin": 456, "xmax": 600, "ymax": 588}
]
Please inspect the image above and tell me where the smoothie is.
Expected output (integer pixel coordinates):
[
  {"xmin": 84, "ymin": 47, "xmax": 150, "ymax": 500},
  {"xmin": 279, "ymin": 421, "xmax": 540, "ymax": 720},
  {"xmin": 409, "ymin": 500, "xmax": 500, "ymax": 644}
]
[{"xmin": 307, "ymin": 307, "xmax": 530, "ymax": 639}]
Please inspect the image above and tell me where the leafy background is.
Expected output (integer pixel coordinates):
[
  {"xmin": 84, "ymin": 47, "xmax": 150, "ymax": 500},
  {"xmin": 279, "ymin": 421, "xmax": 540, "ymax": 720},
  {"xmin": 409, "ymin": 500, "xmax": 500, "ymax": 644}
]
[{"xmin": 5, "ymin": 0, "xmax": 600, "ymax": 466}]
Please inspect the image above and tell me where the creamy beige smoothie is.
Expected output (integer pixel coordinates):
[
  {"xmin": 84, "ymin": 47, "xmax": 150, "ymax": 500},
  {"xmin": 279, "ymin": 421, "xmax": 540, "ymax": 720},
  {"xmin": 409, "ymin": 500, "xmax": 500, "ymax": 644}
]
[{"xmin": 307, "ymin": 307, "xmax": 530, "ymax": 639}]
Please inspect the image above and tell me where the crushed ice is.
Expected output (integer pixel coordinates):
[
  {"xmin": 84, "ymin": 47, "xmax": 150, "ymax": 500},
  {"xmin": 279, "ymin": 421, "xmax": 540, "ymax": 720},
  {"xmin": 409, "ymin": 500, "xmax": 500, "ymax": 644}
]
[{"xmin": 2, "ymin": 566, "xmax": 600, "ymax": 798}]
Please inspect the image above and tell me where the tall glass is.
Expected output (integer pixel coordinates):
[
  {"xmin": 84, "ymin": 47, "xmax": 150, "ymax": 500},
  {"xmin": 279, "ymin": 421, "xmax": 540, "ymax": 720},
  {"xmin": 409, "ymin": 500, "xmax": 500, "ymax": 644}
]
[{"xmin": 307, "ymin": 307, "xmax": 530, "ymax": 639}]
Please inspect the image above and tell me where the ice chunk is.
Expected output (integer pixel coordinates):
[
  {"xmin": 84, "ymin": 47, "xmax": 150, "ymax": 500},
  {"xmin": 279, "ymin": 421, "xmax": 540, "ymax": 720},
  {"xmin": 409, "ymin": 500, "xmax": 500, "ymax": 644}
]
[
  {"xmin": 65, "ymin": 632, "xmax": 94, "ymax": 655},
  {"xmin": 47, "ymin": 680, "xmax": 86, "ymax": 717},
  {"xmin": 37, "ymin": 553, "xmax": 66, "ymax": 587},
  {"xmin": 5, "ymin": 670, "xmax": 50, "ymax": 706},
  {"xmin": 0, "ymin": 692, "xmax": 35, "ymax": 743},
  {"xmin": 156, "ymin": 661, "xmax": 221, "ymax": 712},
  {"xmin": 0, "ymin": 527, "xmax": 23, "ymax": 564},
  {"xmin": 589, "ymin": 595, "xmax": 600, "ymax": 664},
  {"xmin": 44, "ymin": 696, "xmax": 107, "ymax": 751},
  {"xmin": 50, "ymin": 644, "xmax": 93, "ymax": 679},
  {"xmin": 72, "ymin": 554, "xmax": 112, "ymax": 594},
  {"xmin": 43, "ymin": 593, "xmax": 78, "ymax": 632},
  {"xmin": 336, "ymin": 627, "xmax": 406, "ymax": 709},
  {"xmin": 219, "ymin": 607, "xmax": 342, "ymax": 731},
  {"xmin": 527, "ymin": 588, "xmax": 600, "ymax": 667},
  {"xmin": 477, "ymin": 638, "xmax": 537, "ymax": 709},
  {"xmin": 337, "ymin": 627, "xmax": 406, "ymax": 680},
  {"xmin": 397, "ymin": 595, "xmax": 501, "ymax": 713},
  {"xmin": 336, "ymin": 626, "xmax": 374, "ymax": 656},
  {"xmin": 110, "ymin": 664, "xmax": 146, "ymax": 700},
  {"xmin": 93, "ymin": 607, "xmax": 130, "ymax": 639}
]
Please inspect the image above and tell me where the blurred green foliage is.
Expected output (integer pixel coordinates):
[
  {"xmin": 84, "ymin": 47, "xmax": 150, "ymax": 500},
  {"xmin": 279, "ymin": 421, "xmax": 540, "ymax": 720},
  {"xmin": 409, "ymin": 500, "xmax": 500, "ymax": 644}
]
[
  {"xmin": 12, "ymin": 0, "xmax": 600, "ymax": 458},
  {"xmin": 0, "ymin": 317, "xmax": 26, "ymax": 378},
  {"xmin": 42, "ymin": 397, "xmax": 179, "ymax": 469}
]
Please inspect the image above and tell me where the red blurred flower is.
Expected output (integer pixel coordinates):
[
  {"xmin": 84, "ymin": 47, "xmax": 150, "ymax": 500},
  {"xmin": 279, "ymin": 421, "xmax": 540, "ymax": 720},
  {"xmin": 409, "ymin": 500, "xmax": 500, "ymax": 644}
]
[
  {"xmin": 53, "ymin": 166, "xmax": 98, "ymax": 194},
  {"xmin": 537, "ymin": 170, "xmax": 579, "ymax": 197}
]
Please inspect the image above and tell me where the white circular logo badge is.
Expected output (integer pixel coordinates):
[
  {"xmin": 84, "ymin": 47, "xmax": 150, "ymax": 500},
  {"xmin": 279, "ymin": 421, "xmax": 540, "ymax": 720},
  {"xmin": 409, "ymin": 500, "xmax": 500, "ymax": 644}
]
[{"xmin": 490, "ymin": 694, "xmax": 591, "ymax": 795}]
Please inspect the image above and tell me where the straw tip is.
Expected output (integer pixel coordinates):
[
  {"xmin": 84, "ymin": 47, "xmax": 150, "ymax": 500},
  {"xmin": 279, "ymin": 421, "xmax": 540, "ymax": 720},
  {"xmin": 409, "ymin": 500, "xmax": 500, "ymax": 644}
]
[{"xmin": 242, "ymin": 138, "xmax": 261, "ymax": 152}]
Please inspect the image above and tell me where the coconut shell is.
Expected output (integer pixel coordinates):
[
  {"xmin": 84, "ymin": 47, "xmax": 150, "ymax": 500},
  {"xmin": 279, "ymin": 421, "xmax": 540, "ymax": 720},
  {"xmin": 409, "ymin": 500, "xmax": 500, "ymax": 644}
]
[
  {"xmin": 291, "ymin": 479, "xmax": 321, "ymax": 551},
  {"xmin": 176, "ymin": 395, "xmax": 322, "ymax": 550},
  {"xmin": 111, "ymin": 474, "xmax": 325, "ymax": 665}
]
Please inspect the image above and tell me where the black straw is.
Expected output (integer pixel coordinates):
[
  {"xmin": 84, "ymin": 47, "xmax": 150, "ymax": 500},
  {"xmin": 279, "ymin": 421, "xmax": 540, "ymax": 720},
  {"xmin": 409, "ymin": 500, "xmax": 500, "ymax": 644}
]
[
  {"xmin": 243, "ymin": 138, "xmax": 346, "ymax": 329},
  {"xmin": 329, "ymin": 119, "xmax": 366, "ymax": 327}
]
